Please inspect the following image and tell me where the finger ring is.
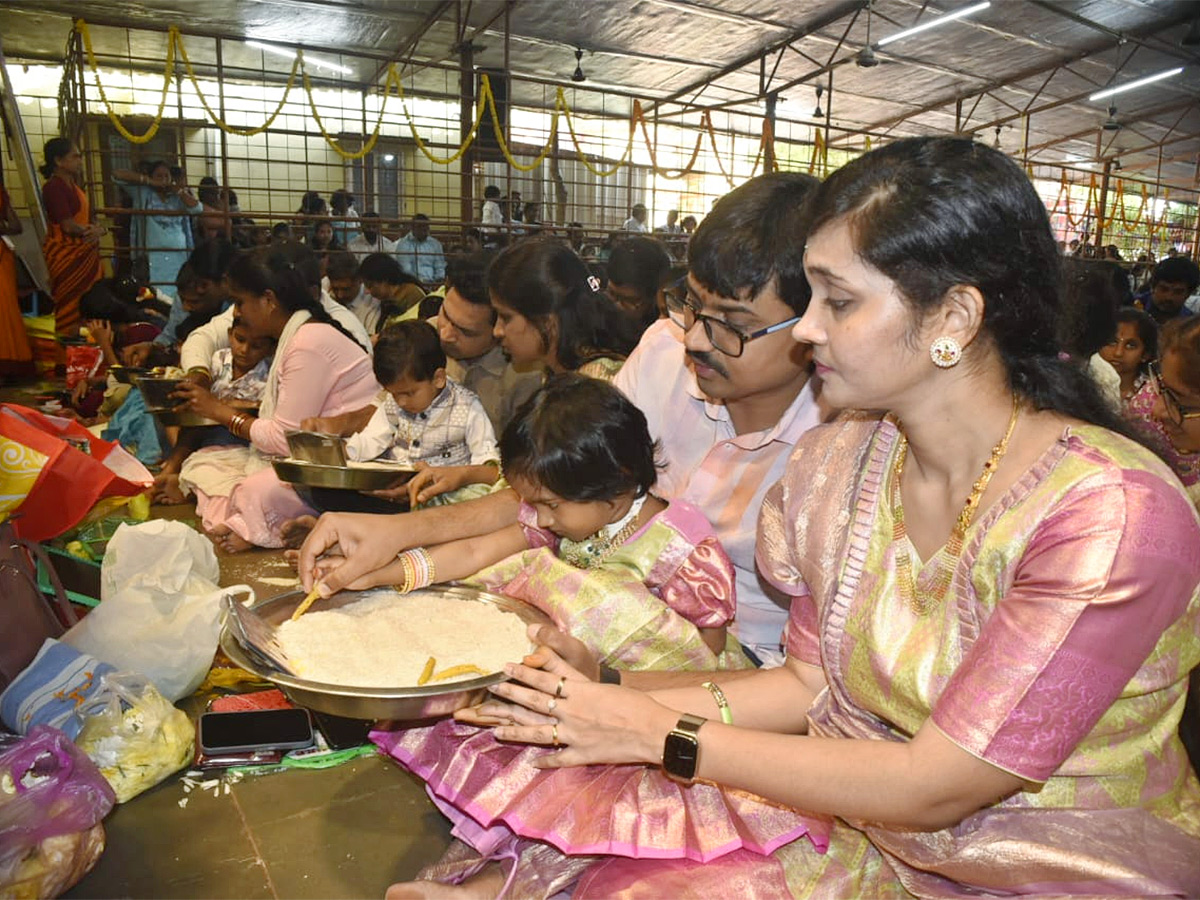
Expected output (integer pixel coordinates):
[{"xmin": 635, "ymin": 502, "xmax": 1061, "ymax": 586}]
[
  {"xmin": 547, "ymin": 698, "xmax": 557, "ymax": 713},
  {"xmin": 555, "ymin": 676, "xmax": 566, "ymax": 699},
  {"xmin": 551, "ymin": 724, "xmax": 560, "ymax": 747}
]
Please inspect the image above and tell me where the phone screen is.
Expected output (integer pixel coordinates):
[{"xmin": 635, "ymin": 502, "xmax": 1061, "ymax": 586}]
[{"xmin": 198, "ymin": 709, "xmax": 314, "ymax": 754}]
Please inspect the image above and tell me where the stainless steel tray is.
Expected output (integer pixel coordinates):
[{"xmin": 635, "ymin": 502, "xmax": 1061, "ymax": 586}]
[
  {"xmin": 219, "ymin": 587, "xmax": 549, "ymax": 721},
  {"xmin": 273, "ymin": 458, "xmax": 415, "ymax": 491}
]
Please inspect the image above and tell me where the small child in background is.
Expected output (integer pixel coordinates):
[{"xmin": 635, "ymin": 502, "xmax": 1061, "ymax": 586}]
[
  {"xmin": 1099, "ymin": 306, "xmax": 1158, "ymax": 406},
  {"xmin": 326, "ymin": 319, "xmax": 499, "ymax": 511},
  {"xmin": 208, "ymin": 318, "xmax": 274, "ymax": 404},
  {"xmin": 154, "ymin": 319, "xmax": 274, "ymax": 503}
]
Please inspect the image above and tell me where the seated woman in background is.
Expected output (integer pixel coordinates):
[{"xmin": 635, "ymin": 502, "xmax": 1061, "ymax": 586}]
[
  {"xmin": 1126, "ymin": 316, "xmax": 1200, "ymax": 509},
  {"xmin": 175, "ymin": 242, "xmax": 378, "ymax": 551},
  {"xmin": 360, "ymin": 252, "xmax": 427, "ymax": 328},
  {"xmin": 487, "ymin": 239, "xmax": 639, "ymax": 382},
  {"xmin": 1101, "ymin": 305, "xmax": 1158, "ymax": 405},
  {"xmin": 40, "ymin": 137, "xmax": 104, "ymax": 339},
  {"xmin": 424, "ymin": 137, "xmax": 1200, "ymax": 899}
]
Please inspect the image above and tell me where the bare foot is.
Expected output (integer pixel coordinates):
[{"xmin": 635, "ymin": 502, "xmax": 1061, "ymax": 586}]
[
  {"xmin": 153, "ymin": 473, "xmax": 188, "ymax": 505},
  {"xmin": 208, "ymin": 525, "xmax": 254, "ymax": 554},
  {"xmin": 280, "ymin": 515, "xmax": 318, "ymax": 550},
  {"xmin": 385, "ymin": 867, "xmax": 505, "ymax": 899}
]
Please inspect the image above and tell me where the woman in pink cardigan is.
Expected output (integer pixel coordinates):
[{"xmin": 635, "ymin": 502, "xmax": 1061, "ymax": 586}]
[{"xmin": 176, "ymin": 242, "xmax": 378, "ymax": 551}]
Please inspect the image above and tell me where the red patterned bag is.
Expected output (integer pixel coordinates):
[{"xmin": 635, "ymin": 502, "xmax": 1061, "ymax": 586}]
[{"xmin": 0, "ymin": 404, "xmax": 151, "ymax": 541}]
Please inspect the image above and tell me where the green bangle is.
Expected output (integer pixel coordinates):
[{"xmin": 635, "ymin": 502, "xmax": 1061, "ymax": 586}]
[{"xmin": 701, "ymin": 681, "xmax": 733, "ymax": 725}]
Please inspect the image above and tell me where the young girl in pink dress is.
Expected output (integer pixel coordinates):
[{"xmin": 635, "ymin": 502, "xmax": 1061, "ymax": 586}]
[{"xmin": 367, "ymin": 376, "xmax": 824, "ymax": 891}]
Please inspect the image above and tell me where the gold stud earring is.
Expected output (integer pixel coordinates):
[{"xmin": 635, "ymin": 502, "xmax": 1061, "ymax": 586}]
[{"xmin": 929, "ymin": 336, "xmax": 962, "ymax": 368}]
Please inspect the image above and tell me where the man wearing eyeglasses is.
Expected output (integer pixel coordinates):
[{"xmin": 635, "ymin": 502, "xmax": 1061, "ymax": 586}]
[
  {"xmin": 300, "ymin": 173, "xmax": 826, "ymax": 667},
  {"xmin": 613, "ymin": 172, "xmax": 823, "ymax": 665}
]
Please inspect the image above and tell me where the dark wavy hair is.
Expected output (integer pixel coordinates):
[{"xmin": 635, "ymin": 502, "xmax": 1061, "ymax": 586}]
[
  {"xmin": 374, "ymin": 319, "xmax": 445, "ymax": 384},
  {"xmin": 189, "ymin": 237, "xmax": 237, "ymax": 283},
  {"xmin": 500, "ymin": 374, "xmax": 660, "ymax": 501},
  {"xmin": 487, "ymin": 239, "xmax": 638, "ymax": 371},
  {"xmin": 689, "ymin": 171, "xmax": 819, "ymax": 314},
  {"xmin": 803, "ymin": 136, "xmax": 1138, "ymax": 438},
  {"xmin": 226, "ymin": 241, "xmax": 368, "ymax": 353},
  {"xmin": 40, "ymin": 137, "xmax": 73, "ymax": 179}
]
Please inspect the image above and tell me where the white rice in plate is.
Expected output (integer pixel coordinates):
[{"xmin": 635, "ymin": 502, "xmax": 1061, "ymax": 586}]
[{"xmin": 275, "ymin": 589, "xmax": 530, "ymax": 688}]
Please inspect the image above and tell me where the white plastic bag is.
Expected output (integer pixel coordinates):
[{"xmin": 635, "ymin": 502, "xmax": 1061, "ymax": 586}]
[{"xmin": 62, "ymin": 521, "xmax": 249, "ymax": 700}]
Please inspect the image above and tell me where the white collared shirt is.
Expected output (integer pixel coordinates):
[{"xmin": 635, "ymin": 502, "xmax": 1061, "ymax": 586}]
[{"xmin": 614, "ymin": 319, "xmax": 822, "ymax": 656}]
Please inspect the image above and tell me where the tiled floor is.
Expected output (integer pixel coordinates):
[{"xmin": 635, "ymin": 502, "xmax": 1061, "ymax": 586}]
[
  {"xmin": 59, "ymin": 507, "xmax": 455, "ymax": 899},
  {"xmin": 0, "ymin": 377, "xmax": 455, "ymax": 898}
]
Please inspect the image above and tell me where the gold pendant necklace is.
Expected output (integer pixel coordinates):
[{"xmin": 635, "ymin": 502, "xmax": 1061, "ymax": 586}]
[
  {"xmin": 559, "ymin": 495, "xmax": 648, "ymax": 569},
  {"xmin": 891, "ymin": 394, "xmax": 1020, "ymax": 615}
]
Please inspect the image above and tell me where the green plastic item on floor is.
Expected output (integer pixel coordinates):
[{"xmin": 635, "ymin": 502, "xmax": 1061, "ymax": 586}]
[
  {"xmin": 224, "ymin": 743, "xmax": 377, "ymax": 777},
  {"xmin": 281, "ymin": 743, "xmax": 378, "ymax": 769}
]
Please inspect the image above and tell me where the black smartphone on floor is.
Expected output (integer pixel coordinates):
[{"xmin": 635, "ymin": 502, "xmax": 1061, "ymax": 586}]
[
  {"xmin": 311, "ymin": 711, "xmax": 374, "ymax": 750},
  {"xmin": 197, "ymin": 708, "xmax": 315, "ymax": 755}
]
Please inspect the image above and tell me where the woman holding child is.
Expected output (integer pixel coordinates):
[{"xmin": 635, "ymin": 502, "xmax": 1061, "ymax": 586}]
[
  {"xmin": 175, "ymin": 241, "xmax": 377, "ymax": 551},
  {"xmin": 387, "ymin": 138, "xmax": 1200, "ymax": 897}
]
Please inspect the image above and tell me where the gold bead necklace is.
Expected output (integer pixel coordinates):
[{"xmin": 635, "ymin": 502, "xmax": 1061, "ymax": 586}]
[{"xmin": 891, "ymin": 394, "xmax": 1020, "ymax": 615}]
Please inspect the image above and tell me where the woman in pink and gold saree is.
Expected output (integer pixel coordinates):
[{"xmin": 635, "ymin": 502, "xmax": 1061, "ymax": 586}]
[{"xmin": 406, "ymin": 138, "xmax": 1200, "ymax": 900}]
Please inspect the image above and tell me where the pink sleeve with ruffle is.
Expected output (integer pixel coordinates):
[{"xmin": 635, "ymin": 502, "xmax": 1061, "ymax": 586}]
[
  {"xmin": 756, "ymin": 476, "xmax": 821, "ymax": 666},
  {"xmin": 932, "ymin": 467, "xmax": 1200, "ymax": 782},
  {"xmin": 516, "ymin": 501, "xmax": 559, "ymax": 552},
  {"xmin": 658, "ymin": 536, "xmax": 736, "ymax": 628}
]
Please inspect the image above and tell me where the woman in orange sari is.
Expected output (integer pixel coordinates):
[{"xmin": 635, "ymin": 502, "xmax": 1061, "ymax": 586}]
[
  {"xmin": 0, "ymin": 166, "xmax": 33, "ymax": 377},
  {"xmin": 40, "ymin": 137, "xmax": 104, "ymax": 339}
]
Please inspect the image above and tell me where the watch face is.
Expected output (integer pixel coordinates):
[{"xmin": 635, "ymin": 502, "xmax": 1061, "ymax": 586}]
[{"xmin": 663, "ymin": 730, "xmax": 700, "ymax": 781}]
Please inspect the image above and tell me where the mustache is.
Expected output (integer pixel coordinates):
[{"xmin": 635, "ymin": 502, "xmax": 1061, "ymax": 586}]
[{"xmin": 687, "ymin": 350, "xmax": 729, "ymax": 379}]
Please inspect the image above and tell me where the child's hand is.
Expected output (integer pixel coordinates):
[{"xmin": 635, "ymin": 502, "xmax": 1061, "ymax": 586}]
[
  {"xmin": 408, "ymin": 462, "xmax": 463, "ymax": 506},
  {"xmin": 407, "ymin": 463, "xmax": 497, "ymax": 507},
  {"xmin": 172, "ymin": 380, "xmax": 225, "ymax": 420},
  {"xmin": 85, "ymin": 319, "xmax": 114, "ymax": 348}
]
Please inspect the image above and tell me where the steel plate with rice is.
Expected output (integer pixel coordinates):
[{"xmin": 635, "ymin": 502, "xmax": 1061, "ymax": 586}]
[
  {"xmin": 272, "ymin": 458, "xmax": 416, "ymax": 491},
  {"xmin": 220, "ymin": 586, "xmax": 549, "ymax": 720}
]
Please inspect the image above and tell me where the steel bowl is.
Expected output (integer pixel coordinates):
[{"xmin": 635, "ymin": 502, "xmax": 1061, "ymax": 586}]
[
  {"xmin": 152, "ymin": 409, "xmax": 220, "ymax": 427},
  {"xmin": 133, "ymin": 374, "xmax": 186, "ymax": 409},
  {"xmin": 219, "ymin": 586, "xmax": 549, "ymax": 721},
  {"xmin": 286, "ymin": 430, "xmax": 348, "ymax": 467},
  {"xmin": 273, "ymin": 458, "xmax": 415, "ymax": 491}
]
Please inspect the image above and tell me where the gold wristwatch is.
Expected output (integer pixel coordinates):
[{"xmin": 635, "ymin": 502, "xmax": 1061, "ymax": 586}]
[{"xmin": 661, "ymin": 713, "xmax": 705, "ymax": 783}]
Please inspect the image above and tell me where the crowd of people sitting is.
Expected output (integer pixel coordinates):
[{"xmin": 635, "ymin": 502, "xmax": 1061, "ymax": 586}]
[{"xmin": 3, "ymin": 132, "xmax": 1199, "ymax": 897}]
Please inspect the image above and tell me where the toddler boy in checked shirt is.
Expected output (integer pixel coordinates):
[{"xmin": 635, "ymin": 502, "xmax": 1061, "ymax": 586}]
[{"xmin": 346, "ymin": 319, "xmax": 499, "ymax": 506}]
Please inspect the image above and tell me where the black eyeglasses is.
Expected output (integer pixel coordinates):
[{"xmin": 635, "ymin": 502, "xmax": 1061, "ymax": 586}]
[
  {"xmin": 663, "ymin": 282, "xmax": 798, "ymax": 358},
  {"xmin": 1149, "ymin": 361, "xmax": 1200, "ymax": 427}
]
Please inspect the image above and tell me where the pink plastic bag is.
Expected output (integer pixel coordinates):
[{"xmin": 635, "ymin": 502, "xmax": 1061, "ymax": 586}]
[{"xmin": 0, "ymin": 726, "xmax": 116, "ymax": 897}]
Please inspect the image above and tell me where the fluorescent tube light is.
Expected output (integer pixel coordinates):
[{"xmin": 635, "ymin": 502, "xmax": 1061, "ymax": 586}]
[
  {"xmin": 1088, "ymin": 67, "xmax": 1185, "ymax": 101},
  {"xmin": 246, "ymin": 40, "xmax": 353, "ymax": 75},
  {"xmin": 877, "ymin": 1, "xmax": 990, "ymax": 46}
]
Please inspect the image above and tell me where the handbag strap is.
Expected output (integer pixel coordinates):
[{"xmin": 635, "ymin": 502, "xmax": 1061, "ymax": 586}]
[{"xmin": 4, "ymin": 528, "xmax": 80, "ymax": 628}]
